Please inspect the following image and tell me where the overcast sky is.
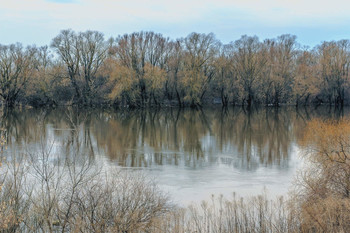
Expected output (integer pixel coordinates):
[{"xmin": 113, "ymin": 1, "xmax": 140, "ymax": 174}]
[{"xmin": 1, "ymin": 0, "xmax": 350, "ymax": 47}]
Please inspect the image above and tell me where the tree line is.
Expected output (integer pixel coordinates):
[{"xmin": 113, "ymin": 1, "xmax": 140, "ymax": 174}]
[{"xmin": 1, "ymin": 30, "xmax": 350, "ymax": 108}]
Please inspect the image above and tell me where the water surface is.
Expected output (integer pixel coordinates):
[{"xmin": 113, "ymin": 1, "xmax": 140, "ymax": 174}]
[{"xmin": 2, "ymin": 106, "xmax": 348, "ymax": 204}]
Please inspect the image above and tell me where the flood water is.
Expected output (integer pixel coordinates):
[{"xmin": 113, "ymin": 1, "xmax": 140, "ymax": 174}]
[{"xmin": 1, "ymin": 106, "xmax": 348, "ymax": 205}]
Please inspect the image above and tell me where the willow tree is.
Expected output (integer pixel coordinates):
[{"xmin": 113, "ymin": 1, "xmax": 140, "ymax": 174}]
[
  {"xmin": 25, "ymin": 46, "xmax": 56, "ymax": 106},
  {"xmin": 270, "ymin": 35, "xmax": 297, "ymax": 105},
  {"xmin": 293, "ymin": 49, "xmax": 319, "ymax": 106},
  {"xmin": 112, "ymin": 31, "xmax": 171, "ymax": 106},
  {"xmin": 317, "ymin": 40, "xmax": 350, "ymax": 106},
  {"xmin": 0, "ymin": 43, "xmax": 36, "ymax": 107},
  {"xmin": 232, "ymin": 35, "xmax": 266, "ymax": 106},
  {"xmin": 166, "ymin": 40, "xmax": 184, "ymax": 106},
  {"xmin": 181, "ymin": 32, "xmax": 219, "ymax": 107},
  {"xmin": 214, "ymin": 44, "xmax": 238, "ymax": 106},
  {"xmin": 51, "ymin": 29, "xmax": 109, "ymax": 105},
  {"xmin": 262, "ymin": 35, "xmax": 297, "ymax": 105}
]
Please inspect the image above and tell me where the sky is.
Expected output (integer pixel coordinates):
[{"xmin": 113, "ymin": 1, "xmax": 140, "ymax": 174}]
[{"xmin": 1, "ymin": 0, "xmax": 350, "ymax": 48}]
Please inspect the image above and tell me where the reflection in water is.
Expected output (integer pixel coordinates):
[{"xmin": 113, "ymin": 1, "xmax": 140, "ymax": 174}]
[
  {"xmin": 1, "ymin": 106, "xmax": 348, "ymax": 203},
  {"xmin": 1, "ymin": 106, "xmax": 347, "ymax": 169}
]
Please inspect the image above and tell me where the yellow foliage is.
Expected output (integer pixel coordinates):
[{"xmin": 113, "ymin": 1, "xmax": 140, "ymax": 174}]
[
  {"xmin": 296, "ymin": 118, "xmax": 350, "ymax": 232},
  {"xmin": 300, "ymin": 118, "xmax": 350, "ymax": 166},
  {"xmin": 143, "ymin": 63, "xmax": 166, "ymax": 95},
  {"xmin": 108, "ymin": 61, "xmax": 138, "ymax": 101}
]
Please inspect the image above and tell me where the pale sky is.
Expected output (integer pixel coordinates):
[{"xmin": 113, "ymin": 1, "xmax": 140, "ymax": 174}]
[{"xmin": 1, "ymin": 0, "xmax": 350, "ymax": 47}]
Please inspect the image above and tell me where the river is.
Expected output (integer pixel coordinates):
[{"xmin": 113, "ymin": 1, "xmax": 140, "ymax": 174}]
[{"xmin": 1, "ymin": 106, "xmax": 348, "ymax": 205}]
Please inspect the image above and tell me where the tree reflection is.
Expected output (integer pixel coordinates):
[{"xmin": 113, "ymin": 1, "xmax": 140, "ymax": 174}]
[
  {"xmin": 90, "ymin": 107, "xmax": 299, "ymax": 170},
  {"xmin": 1, "ymin": 106, "xmax": 350, "ymax": 171}
]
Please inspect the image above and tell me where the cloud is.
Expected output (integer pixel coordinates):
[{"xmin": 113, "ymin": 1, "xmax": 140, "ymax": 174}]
[{"xmin": 1, "ymin": 0, "xmax": 350, "ymax": 46}]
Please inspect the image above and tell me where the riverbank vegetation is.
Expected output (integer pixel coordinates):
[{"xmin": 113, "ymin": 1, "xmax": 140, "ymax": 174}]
[
  {"xmin": 1, "ymin": 30, "xmax": 350, "ymax": 108},
  {"xmin": 0, "ymin": 109, "xmax": 350, "ymax": 231}
]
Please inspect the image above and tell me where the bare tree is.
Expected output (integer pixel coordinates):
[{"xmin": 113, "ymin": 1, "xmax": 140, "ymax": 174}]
[
  {"xmin": 166, "ymin": 39, "xmax": 184, "ymax": 106},
  {"xmin": 232, "ymin": 35, "xmax": 267, "ymax": 107},
  {"xmin": 181, "ymin": 32, "xmax": 219, "ymax": 107},
  {"xmin": 51, "ymin": 29, "xmax": 109, "ymax": 105},
  {"xmin": 0, "ymin": 43, "xmax": 36, "ymax": 107},
  {"xmin": 214, "ymin": 44, "xmax": 238, "ymax": 106},
  {"xmin": 317, "ymin": 40, "xmax": 350, "ymax": 106},
  {"xmin": 111, "ymin": 31, "xmax": 171, "ymax": 107},
  {"xmin": 266, "ymin": 35, "xmax": 298, "ymax": 106},
  {"xmin": 293, "ymin": 49, "xmax": 319, "ymax": 106}
]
